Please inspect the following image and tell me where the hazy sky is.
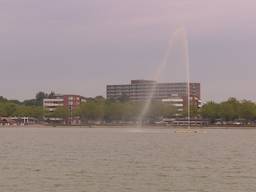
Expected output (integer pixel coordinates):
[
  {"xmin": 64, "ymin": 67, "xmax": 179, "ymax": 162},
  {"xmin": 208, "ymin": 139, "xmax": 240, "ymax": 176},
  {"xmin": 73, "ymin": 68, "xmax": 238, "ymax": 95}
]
[{"xmin": 1, "ymin": 0, "xmax": 255, "ymax": 102}]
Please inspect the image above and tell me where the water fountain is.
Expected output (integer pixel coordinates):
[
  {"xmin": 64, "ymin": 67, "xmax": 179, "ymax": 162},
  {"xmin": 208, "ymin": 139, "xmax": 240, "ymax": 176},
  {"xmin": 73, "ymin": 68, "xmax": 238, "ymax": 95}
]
[{"xmin": 137, "ymin": 27, "xmax": 191, "ymax": 128}]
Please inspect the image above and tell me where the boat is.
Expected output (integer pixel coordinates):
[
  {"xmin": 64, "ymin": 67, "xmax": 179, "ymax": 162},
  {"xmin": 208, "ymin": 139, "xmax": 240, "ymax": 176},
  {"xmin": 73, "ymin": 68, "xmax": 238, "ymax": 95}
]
[{"xmin": 174, "ymin": 129, "xmax": 207, "ymax": 134}]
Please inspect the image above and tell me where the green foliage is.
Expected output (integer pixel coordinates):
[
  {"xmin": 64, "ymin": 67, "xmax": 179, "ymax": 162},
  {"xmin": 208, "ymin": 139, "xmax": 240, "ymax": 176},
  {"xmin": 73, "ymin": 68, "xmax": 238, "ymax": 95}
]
[
  {"xmin": 15, "ymin": 106, "xmax": 44, "ymax": 119},
  {"xmin": 219, "ymin": 98, "xmax": 240, "ymax": 121},
  {"xmin": 145, "ymin": 101, "xmax": 176, "ymax": 120},
  {"xmin": 200, "ymin": 98, "xmax": 256, "ymax": 122},
  {"xmin": 161, "ymin": 103, "xmax": 178, "ymax": 118},
  {"xmin": 201, "ymin": 101, "xmax": 220, "ymax": 121},
  {"xmin": 0, "ymin": 102, "xmax": 16, "ymax": 116},
  {"xmin": 0, "ymin": 95, "xmax": 44, "ymax": 118},
  {"xmin": 23, "ymin": 91, "xmax": 48, "ymax": 106},
  {"xmin": 76, "ymin": 100, "xmax": 105, "ymax": 122},
  {"xmin": 75, "ymin": 100, "xmax": 177, "ymax": 123},
  {"xmin": 9, "ymin": 100, "xmax": 22, "ymax": 105},
  {"xmin": 23, "ymin": 99, "xmax": 37, "ymax": 106},
  {"xmin": 0, "ymin": 96, "xmax": 8, "ymax": 103},
  {"xmin": 51, "ymin": 106, "xmax": 69, "ymax": 118},
  {"xmin": 48, "ymin": 91, "xmax": 56, "ymax": 99},
  {"xmin": 35, "ymin": 91, "xmax": 48, "ymax": 105},
  {"xmin": 239, "ymin": 100, "xmax": 256, "ymax": 120},
  {"xmin": 2, "ymin": 94, "xmax": 256, "ymax": 124}
]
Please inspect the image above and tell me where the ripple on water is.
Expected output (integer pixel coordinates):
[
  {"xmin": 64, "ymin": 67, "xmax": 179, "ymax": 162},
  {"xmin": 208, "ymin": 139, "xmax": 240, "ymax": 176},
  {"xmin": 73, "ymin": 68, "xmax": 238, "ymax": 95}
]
[{"xmin": 0, "ymin": 128, "xmax": 256, "ymax": 192}]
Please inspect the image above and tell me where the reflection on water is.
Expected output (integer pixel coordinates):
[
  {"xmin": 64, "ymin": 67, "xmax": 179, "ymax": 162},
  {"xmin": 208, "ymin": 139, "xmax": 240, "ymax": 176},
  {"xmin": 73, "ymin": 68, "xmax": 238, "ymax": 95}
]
[{"xmin": 0, "ymin": 127, "xmax": 256, "ymax": 192}]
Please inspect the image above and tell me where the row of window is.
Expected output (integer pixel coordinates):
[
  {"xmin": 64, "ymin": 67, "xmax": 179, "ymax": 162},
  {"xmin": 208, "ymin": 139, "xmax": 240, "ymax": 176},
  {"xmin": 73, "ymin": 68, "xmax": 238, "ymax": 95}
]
[
  {"xmin": 107, "ymin": 87, "xmax": 199, "ymax": 90},
  {"xmin": 107, "ymin": 84, "xmax": 199, "ymax": 89}
]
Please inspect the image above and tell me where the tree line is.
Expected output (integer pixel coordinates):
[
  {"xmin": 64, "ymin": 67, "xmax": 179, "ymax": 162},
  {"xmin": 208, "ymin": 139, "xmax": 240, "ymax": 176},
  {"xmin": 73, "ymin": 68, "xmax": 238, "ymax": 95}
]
[
  {"xmin": 201, "ymin": 98, "xmax": 256, "ymax": 123},
  {"xmin": 0, "ymin": 93, "xmax": 177, "ymax": 122},
  {"xmin": 1, "ymin": 93, "xmax": 256, "ymax": 124},
  {"xmin": 75, "ymin": 98, "xmax": 176, "ymax": 123},
  {"xmin": 0, "ymin": 92, "xmax": 54, "ymax": 118}
]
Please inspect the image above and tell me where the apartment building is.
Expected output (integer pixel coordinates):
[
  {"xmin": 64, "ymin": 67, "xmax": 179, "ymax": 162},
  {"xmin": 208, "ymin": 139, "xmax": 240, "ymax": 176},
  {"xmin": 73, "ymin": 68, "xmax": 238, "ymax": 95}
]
[{"xmin": 43, "ymin": 94, "xmax": 86, "ymax": 112}]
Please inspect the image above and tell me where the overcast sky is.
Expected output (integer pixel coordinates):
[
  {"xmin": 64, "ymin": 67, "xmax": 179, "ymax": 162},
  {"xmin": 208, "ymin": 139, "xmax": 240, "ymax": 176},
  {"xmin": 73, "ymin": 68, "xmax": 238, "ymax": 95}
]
[{"xmin": 0, "ymin": 0, "xmax": 255, "ymax": 102}]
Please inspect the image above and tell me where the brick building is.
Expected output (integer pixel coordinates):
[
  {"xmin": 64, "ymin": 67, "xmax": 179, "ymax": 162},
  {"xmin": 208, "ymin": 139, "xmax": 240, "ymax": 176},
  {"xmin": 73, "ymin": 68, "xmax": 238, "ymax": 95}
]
[{"xmin": 43, "ymin": 94, "xmax": 86, "ymax": 124}]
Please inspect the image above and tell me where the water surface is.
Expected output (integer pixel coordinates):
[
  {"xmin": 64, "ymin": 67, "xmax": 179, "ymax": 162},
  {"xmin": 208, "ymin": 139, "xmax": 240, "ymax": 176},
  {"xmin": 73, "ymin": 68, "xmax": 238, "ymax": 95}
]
[{"xmin": 0, "ymin": 127, "xmax": 256, "ymax": 192}]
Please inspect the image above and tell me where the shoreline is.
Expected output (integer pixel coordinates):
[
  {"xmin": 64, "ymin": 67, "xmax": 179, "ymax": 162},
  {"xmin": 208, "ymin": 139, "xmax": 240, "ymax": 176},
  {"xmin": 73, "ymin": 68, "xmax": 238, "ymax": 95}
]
[{"xmin": 1, "ymin": 124, "xmax": 256, "ymax": 130}]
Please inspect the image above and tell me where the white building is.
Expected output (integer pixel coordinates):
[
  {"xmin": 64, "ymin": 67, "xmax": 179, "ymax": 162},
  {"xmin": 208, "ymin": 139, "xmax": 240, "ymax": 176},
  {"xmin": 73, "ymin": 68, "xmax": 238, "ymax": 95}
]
[
  {"xmin": 162, "ymin": 94, "xmax": 202, "ymax": 114},
  {"xmin": 43, "ymin": 98, "xmax": 64, "ymax": 112},
  {"xmin": 162, "ymin": 96, "xmax": 184, "ymax": 112}
]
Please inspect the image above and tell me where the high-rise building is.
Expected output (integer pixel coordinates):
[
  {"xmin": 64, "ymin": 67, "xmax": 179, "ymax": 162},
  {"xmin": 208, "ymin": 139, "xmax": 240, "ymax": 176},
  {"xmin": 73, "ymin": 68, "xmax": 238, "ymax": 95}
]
[{"xmin": 106, "ymin": 80, "xmax": 201, "ymax": 101}]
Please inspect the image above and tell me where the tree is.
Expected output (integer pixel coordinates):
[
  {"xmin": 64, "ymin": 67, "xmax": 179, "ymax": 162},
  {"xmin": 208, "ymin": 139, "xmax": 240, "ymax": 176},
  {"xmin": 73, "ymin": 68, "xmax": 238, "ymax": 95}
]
[
  {"xmin": 0, "ymin": 96, "xmax": 8, "ymax": 103},
  {"xmin": 35, "ymin": 91, "xmax": 48, "ymax": 105},
  {"xmin": 219, "ymin": 98, "xmax": 240, "ymax": 121},
  {"xmin": 118, "ymin": 93, "xmax": 130, "ymax": 102},
  {"xmin": 77, "ymin": 101, "xmax": 105, "ymax": 123},
  {"xmin": 48, "ymin": 91, "xmax": 56, "ymax": 99},
  {"xmin": 23, "ymin": 99, "xmax": 37, "ymax": 106},
  {"xmin": 161, "ymin": 103, "xmax": 177, "ymax": 118},
  {"xmin": 0, "ymin": 103, "xmax": 17, "ymax": 117},
  {"xmin": 94, "ymin": 96, "xmax": 105, "ymax": 101},
  {"xmin": 14, "ymin": 105, "xmax": 44, "ymax": 119},
  {"xmin": 200, "ymin": 101, "xmax": 220, "ymax": 122},
  {"xmin": 239, "ymin": 100, "xmax": 256, "ymax": 120},
  {"xmin": 51, "ymin": 107, "xmax": 69, "ymax": 119}
]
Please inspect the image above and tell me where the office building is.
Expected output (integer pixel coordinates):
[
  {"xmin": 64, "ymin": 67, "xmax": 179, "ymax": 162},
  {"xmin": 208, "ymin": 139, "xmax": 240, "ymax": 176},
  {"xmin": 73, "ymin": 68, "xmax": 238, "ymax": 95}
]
[{"xmin": 107, "ymin": 80, "xmax": 200, "ymax": 101}]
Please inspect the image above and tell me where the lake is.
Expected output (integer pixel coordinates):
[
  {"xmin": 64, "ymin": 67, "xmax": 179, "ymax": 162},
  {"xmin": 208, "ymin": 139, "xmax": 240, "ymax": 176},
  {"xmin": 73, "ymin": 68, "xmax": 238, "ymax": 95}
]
[{"xmin": 0, "ymin": 127, "xmax": 256, "ymax": 192}]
